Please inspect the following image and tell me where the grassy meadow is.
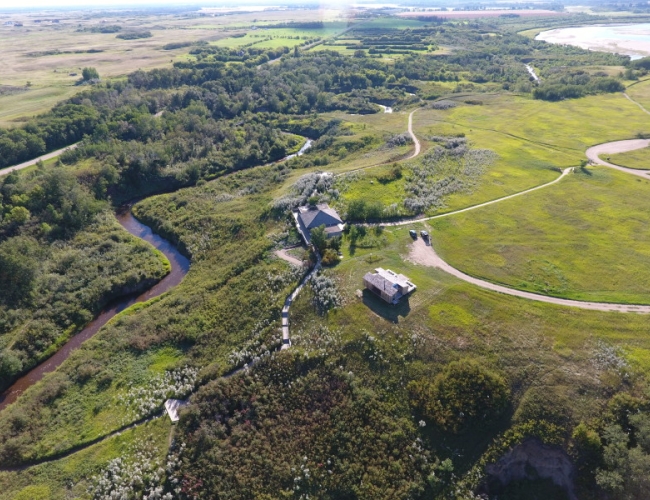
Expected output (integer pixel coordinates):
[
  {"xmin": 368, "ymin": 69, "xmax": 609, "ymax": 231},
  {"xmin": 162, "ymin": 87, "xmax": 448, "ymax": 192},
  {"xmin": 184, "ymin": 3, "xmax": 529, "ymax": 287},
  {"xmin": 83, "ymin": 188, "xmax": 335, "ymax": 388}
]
[
  {"xmin": 430, "ymin": 166, "xmax": 650, "ymax": 304},
  {"xmin": 607, "ymin": 145, "xmax": 650, "ymax": 169},
  {"xmin": 626, "ymin": 78, "xmax": 650, "ymax": 112}
]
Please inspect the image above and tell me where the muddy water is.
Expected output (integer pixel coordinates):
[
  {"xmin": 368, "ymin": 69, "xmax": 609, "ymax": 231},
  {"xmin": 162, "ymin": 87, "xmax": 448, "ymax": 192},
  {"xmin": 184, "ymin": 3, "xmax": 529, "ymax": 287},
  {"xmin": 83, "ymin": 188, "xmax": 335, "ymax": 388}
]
[
  {"xmin": 0, "ymin": 138, "xmax": 313, "ymax": 413},
  {"xmin": 0, "ymin": 206, "xmax": 190, "ymax": 412}
]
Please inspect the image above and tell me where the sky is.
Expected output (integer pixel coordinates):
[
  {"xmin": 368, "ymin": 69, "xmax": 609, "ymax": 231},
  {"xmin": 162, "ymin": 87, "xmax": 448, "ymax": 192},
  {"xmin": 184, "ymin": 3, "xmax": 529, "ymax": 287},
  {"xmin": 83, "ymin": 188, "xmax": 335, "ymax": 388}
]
[{"xmin": 0, "ymin": 0, "xmax": 277, "ymax": 9}]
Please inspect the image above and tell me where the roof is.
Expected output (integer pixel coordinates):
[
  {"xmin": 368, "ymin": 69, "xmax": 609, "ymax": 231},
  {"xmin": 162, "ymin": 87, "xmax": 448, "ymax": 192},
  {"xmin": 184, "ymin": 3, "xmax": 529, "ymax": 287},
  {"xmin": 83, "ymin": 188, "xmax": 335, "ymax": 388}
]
[
  {"xmin": 165, "ymin": 398, "xmax": 189, "ymax": 423},
  {"xmin": 298, "ymin": 203, "xmax": 343, "ymax": 230},
  {"xmin": 364, "ymin": 271, "xmax": 400, "ymax": 299}
]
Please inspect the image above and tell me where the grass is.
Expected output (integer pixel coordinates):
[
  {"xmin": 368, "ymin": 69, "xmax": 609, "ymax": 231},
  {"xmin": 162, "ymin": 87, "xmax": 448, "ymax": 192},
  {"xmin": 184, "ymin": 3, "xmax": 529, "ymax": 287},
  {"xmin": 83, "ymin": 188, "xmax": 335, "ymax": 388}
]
[
  {"xmin": 0, "ymin": 417, "xmax": 170, "ymax": 500},
  {"xmin": 335, "ymin": 91, "xmax": 650, "ymax": 219},
  {"xmin": 285, "ymin": 217, "xmax": 650, "ymax": 475},
  {"xmin": 430, "ymin": 166, "xmax": 650, "ymax": 304},
  {"xmin": 211, "ymin": 23, "xmax": 348, "ymax": 49},
  {"xmin": 607, "ymin": 145, "xmax": 650, "ymax": 170},
  {"xmin": 626, "ymin": 78, "xmax": 650, "ymax": 114}
]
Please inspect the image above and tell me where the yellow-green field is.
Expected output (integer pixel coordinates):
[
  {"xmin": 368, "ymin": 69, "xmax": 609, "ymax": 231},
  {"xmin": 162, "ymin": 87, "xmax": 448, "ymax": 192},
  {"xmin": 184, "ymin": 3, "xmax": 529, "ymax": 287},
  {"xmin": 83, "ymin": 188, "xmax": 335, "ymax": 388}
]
[
  {"xmin": 608, "ymin": 145, "xmax": 650, "ymax": 170},
  {"xmin": 430, "ymin": 166, "xmax": 650, "ymax": 304}
]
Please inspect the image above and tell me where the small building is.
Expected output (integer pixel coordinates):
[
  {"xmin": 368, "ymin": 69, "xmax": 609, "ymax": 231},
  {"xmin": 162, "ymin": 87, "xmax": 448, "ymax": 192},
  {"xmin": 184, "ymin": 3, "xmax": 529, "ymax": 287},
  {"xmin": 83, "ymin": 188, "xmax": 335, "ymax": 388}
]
[
  {"xmin": 293, "ymin": 203, "xmax": 345, "ymax": 244},
  {"xmin": 363, "ymin": 268, "xmax": 416, "ymax": 304},
  {"xmin": 164, "ymin": 398, "xmax": 189, "ymax": 423}
]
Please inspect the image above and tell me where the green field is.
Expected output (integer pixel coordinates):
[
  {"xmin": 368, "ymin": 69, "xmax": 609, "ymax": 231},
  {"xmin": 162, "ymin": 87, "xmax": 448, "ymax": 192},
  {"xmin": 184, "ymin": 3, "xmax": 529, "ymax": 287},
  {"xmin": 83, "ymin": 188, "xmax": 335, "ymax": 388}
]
[
  {"xmin": 430, "ymin": 166, "xmax": 650, "ymax": 304},
  {"xmin": 211, "ymin": 22, "xmax": 348, "ymax": 49},
  {"xmin": 607, "ymin": 145, "xmax": 650, "ymax": 170},
  {"xmin": 336, "ymin": 92, "xmax": 650, "ymax": 219}
]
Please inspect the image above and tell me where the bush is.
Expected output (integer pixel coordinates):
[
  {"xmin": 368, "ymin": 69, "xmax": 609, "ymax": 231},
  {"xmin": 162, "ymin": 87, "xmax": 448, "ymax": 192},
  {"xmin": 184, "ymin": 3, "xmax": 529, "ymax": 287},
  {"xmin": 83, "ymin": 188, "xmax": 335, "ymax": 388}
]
[
  {"xmin": 409, "ymin": 359, "xmax": 509, "ymax": 434},
  {"xmin": 321, "ymin": 248, "xmax": 340, "ymax": 266},
  {"xmin": 116, "ymin": 31, "xmax": 152, "ymax": 40}
]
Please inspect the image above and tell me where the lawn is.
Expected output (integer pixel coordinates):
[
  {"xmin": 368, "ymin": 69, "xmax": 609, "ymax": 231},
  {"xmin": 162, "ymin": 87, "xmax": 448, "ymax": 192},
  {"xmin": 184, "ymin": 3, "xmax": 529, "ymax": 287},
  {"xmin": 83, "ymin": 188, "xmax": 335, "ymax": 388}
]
[
  {"xmin": 430, "ymin": 166, "xmax": 650, "ymax": 304},
  {"xmin": 607, "ymin": 145, "xmax": 650, "ymax": 170}
]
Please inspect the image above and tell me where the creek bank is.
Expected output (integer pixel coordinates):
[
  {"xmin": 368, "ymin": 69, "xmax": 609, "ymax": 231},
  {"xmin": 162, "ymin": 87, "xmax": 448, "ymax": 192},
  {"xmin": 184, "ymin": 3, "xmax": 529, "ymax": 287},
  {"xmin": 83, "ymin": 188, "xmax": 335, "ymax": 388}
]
[
  {"xmin": 480, "ymin": 438, "xmax": 577, "ymax": 500},
  {"xmin": 0, "ymin": 137, "xmax": 314, "ymax": 413},
  {"xmin": 0, "ymin": 208, "xmax": 190, "ymax": 412}
]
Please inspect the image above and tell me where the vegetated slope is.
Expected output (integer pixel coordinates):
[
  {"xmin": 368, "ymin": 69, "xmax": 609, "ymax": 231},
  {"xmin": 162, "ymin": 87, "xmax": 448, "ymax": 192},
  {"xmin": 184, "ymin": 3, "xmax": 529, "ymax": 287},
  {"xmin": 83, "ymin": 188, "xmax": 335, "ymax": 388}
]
[
  {"xmin": 1, "ymin": 16, "xmax": 650, "ymax": 500},
  {"xmin": 431, "ymin": 167, "xmax": 650, "ymax": 304},
  {"xmin": 0, "ymin": 164, "xmax": 302, "ymax": 467},
  {"xmin": 0, "ymin": 168, "xmax": 169, "ymax": 392}
]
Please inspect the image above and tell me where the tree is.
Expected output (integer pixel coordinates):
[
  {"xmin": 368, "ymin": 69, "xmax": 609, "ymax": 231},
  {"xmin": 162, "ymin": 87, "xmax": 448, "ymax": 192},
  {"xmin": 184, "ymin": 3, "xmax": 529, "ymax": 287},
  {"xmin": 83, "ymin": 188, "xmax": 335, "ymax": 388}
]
[
  {"xmin": 0, "ymin": 236, "xmax": 39, "ymax": 305},
  {"xmin": 310, "ymin": 224, "xmax": 327, "ymax": 253},
  {"xmin": 409, "ymin": 359, "xmax": 510, "ymax": 434},
  {"xmin": 82, "ymin": 67, "xmax": 100, "ymax": 81}
]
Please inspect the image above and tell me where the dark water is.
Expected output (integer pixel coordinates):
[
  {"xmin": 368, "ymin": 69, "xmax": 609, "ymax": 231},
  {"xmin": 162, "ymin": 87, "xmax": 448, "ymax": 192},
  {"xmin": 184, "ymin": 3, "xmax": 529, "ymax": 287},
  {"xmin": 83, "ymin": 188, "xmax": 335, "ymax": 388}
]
[
  {"xmin": 0, "ymin": 205, "xmax": 190, "ymax": 412},
  {"xmin": 0, "ymin": 139, "xmax": 313, "ymax": 413}
]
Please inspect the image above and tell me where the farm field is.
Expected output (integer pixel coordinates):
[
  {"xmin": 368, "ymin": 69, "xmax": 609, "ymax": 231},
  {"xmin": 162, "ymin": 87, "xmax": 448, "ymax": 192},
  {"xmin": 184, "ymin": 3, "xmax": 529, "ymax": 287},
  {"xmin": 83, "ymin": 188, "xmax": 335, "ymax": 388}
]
[
  {"xmin": 210, "ymin": 22, "xmax": 348, "ymax": 49},
  {"xmin": 430, "ymin": 166, "xmax": 650, "ymax": 304}
]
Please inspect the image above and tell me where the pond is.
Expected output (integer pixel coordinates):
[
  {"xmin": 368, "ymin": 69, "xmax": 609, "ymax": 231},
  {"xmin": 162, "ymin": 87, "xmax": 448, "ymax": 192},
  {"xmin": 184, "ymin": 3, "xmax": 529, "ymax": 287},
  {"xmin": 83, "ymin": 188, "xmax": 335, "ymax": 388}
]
[{"xmin": 536, "ymin": 23, "xmax": 650, "ymax": 60}]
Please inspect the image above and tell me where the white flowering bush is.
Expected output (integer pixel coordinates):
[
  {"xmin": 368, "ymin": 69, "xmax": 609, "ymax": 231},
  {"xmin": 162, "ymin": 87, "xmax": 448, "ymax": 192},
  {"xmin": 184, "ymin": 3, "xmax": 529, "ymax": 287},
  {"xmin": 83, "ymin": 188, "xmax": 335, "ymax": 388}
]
[
  {"xmin": 430, "ymin": 100, "xmax": 458, "ymax": 110},
  {"xmin": 117, "ymin": 365, "xmax": 198, "ymax": 422},
  {"xmin": 228, "ymin": 318, "xmax": 281, "ymax": 369},
  {"xmin": 309, "ymin": 272, "xmax": 341, "ymax": 314},
  {"xmin": 592, "ymin": 340, "xmax": 630, "ymax": 377},
  {"xmin": 404, "ymin": 137, "xmax": 496, "ymax": 214},
  {"xmin": 89, "ymin": 440, "xmax": 172, "ymax": 500},
  {"xmin": 272, "ymin": 172, "xmax": 335, "ymax": 212}
]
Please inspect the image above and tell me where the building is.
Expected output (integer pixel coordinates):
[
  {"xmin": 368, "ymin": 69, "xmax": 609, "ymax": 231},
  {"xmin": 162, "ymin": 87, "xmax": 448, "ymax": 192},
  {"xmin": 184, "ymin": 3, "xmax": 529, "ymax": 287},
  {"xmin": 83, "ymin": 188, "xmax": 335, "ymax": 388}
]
[
  {"xmin": 164, "ymin": 398, "xmax": 189, "ymax": 423},
  {"xmin": 363, "ymin": 268, "xmax": 416, "ymax": 304},
  {"xmin": 293, "ymin": 203, "xmax": 345, "ymax": 244}
]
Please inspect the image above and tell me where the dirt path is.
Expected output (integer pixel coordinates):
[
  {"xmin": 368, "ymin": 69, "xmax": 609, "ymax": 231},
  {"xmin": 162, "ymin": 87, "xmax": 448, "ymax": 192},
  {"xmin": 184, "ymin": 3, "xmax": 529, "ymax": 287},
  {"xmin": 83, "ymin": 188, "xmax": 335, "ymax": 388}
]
[
  {"xmin": 624, "ymin": 92, "xmax": 650, "ymax": 116},
  {"xmin": 407, "ymin": 109, "xmax": 421, "ymax": 159},
  {"xmin": 378, "ymin": 167, "xmax": 572, "ymax": 227},
  {"xmin": 0, "ymin": 143, "xmax": 79, "ymax": 176},
  {"xmin": 407, "ymin": 238, "xmax": 650, "ymax": 313},
  {"xmin": 275, "ymin": 248, "xmax": 304, "ymax": 267},
  {"xmin": 585, "ymin": 139, "xmax": 650, "ymax": 178}
]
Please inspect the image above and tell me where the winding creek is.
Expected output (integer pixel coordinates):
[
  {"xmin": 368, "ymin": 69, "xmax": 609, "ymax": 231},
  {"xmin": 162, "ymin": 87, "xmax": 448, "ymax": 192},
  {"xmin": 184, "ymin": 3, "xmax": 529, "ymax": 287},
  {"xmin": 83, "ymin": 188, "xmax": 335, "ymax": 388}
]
[
  {"xmin": 0, "ymin": 207, "xmax": 190, "ymax": 412},
  {"xmin": 0, "ymin": 139, "xmax": 314, "ymax": 413}
]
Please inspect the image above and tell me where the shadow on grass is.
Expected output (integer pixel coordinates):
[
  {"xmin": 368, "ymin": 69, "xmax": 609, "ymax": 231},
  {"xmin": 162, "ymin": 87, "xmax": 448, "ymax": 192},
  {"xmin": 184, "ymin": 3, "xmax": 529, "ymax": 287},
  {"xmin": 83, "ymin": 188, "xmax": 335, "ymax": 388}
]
[{"xmin": 362, "ymin": 289, "xmax": 411, "ymax": 323}]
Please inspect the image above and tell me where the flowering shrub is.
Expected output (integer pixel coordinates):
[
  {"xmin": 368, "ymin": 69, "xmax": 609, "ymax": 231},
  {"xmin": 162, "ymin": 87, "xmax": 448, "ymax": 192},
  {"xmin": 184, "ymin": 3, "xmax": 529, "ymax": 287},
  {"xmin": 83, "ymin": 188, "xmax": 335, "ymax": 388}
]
[
  {"xmin": 271, "ymin": 172, "xmax": 335, "ymax": 213},
  {"xmin": 309, "ymin": 272, "xmax": 342, "ymax": 313},
  {"xmin": 404, "ymin": 137, "xmax": 496, "ymax": 214},
  {"xmin": 118, "ymin": 366, "xmax": 198, "ymax": 422},
  {"xmin": 89, "ymin": 440, "xmax": 171, "ymax": 500}
]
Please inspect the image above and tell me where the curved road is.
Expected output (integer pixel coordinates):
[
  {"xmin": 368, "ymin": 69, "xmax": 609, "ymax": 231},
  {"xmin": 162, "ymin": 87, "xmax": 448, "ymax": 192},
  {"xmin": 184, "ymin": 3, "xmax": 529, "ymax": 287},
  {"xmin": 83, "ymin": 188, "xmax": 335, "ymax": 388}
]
[
  {"xmin": 405, "ymin": 135, "xmax": 650, "ymax": 313},
  {"xmin": 585, "ymin": 139, "xmax": 650, "ymax": 178}
]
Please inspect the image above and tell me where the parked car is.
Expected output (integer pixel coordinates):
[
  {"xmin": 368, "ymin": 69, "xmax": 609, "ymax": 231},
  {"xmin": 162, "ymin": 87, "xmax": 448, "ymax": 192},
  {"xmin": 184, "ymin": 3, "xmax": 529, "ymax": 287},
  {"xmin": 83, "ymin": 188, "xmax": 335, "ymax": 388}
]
[
  {"xmin": 409, "ymin": 230, "xmax": 417, "ymax": 239},
  {"xmin": 420, "ymin": 230, "xmax": 429, "ymax": 239}
]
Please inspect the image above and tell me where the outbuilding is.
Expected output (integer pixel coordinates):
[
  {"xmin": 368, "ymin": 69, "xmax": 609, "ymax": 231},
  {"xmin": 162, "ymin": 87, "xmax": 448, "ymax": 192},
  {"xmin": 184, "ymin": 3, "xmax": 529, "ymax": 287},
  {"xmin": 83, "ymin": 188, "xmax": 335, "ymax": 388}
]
[{"xmin": 363, "ymin": 268, "xmax": 416, "ymax": 304}]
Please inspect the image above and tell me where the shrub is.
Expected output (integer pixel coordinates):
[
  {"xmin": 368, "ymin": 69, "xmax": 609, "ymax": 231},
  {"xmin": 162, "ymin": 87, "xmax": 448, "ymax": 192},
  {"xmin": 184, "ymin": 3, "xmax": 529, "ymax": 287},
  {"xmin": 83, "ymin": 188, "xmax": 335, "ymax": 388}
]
[
  {"xmin": 321, "ymin": 248, "xmax": 340, "ymax": 266},
  {"xmin": 409, "ymin": 359, "xmax": 509, "ymax": 434}
]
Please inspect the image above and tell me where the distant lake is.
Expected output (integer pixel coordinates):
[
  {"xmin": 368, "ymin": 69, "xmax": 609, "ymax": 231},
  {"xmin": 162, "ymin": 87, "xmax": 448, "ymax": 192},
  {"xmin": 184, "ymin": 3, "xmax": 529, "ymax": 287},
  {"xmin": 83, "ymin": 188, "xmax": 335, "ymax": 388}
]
[{"xmin": 536, "ymin": 24, "xmax": 650, "ymax": 60}]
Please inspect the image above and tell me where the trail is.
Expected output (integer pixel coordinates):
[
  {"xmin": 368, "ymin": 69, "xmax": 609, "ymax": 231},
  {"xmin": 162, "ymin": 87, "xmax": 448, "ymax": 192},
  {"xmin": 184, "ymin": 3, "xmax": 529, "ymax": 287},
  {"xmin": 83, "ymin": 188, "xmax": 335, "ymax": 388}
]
[
  {"xmin": 623, "ymin": 93, "xmax": 650, "ymax": 116},
  {"xmin": 408, "ymin": 238, "xmax": 650, "ymax": 313},
  {"xmin": 375, "ymin": 167, "xmax": 572, "ymax": 227},
  {"xmin": 585, "ymin": 139, "xmax": 650, "ymax": 178},
  {"xmin": 407, "ymin": 108, "xmax": 421, "ymax": 159},
  {"xmin": 0, "ymin": 143, "xmax": 79, "ymax": 176}
]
